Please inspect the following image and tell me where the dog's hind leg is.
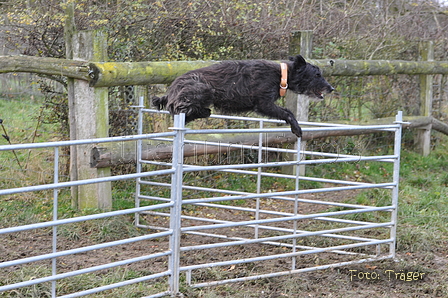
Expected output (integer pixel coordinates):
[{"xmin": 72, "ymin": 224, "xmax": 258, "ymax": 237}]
[
  {"xmin": 152, "ymin": 95, "xmax": 168, "ymax": 110},
  {"xmin": 170, "ymin": 102, "xmax": 211, "ymax": 123},
  {"xmin": 167, "ymin": 81, "xmax": 214, "ymax": 123},
  {"xmin": 255, "ymin": 104, "xmax": 302, "ymax": 137}
]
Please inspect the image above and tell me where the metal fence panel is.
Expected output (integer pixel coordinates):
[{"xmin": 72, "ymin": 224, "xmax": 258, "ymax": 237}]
[{"xmin": 0, "ymin": 107, "xmax": 403, "ymax": 297}]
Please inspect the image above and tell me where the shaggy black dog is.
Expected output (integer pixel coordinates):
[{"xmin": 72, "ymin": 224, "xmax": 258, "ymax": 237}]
[{"xmin": 152, "ymin": 55, "xmax": 334, "ymax": 137}]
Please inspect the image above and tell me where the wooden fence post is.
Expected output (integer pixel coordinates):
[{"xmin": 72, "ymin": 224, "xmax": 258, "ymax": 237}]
[
  {"xmin": 64, "ymin": 0, "xmax": 81, "ymax": 209},
  {"xmin": 70, "ymin": 30, "xmax": 112, "ymax": 210},
  {"xmin": 284, "ymin": 30, "xmax": 313, "ymax": 175},
  {"xmin": 416, "ymin": 41, "xmax": 434, "ymax": 156}
]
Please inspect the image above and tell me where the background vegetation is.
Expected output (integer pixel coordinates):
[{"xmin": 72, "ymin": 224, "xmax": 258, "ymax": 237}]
[{"xmin": 2, "ymin": 0, "xmax": 448, "ymax": 61}]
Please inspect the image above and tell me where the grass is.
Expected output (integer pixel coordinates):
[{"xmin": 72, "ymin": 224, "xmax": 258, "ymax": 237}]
[
  {"xmin": 0, "ymin": 96, "xmax": 64, "ymax": 193},
  {"xmin": 1, "ymin": 265, "xmax": 165, "ymax": 298},
  {"xmin": 305, "ymin": 134, "xmax": 447, "ymax": 253}
]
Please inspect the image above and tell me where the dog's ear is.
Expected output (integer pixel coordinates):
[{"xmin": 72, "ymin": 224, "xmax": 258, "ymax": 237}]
[{"xmin": 292, "ymin": 55, "xmax": 307, "ymax": 69}]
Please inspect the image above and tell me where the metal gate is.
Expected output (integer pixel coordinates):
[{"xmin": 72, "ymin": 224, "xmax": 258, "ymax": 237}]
[{"xmin": 0, "ymin": 101, "xmax": 404, "ymax": 297}]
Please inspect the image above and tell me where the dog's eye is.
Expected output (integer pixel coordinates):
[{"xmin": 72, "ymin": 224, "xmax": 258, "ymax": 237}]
[{"xmin": 315, "ymin": 73, "xmax": 321, "ymax": 78}]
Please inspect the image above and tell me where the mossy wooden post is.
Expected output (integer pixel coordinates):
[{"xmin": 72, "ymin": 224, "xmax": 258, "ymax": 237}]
[
  {"xmin": 416, "ymin": 41, "xmax": 434, "ymax": 156},
  {"xmin": 64, "ymin": 0, "xmax": 78, "ymax": 209},
  {"xmin": 72, "ymin": 31, "xmax": 112, "ymax": 210},
  {"xmin": 284, "ymin": 30, "xmax": 313, "ymax": 175}
]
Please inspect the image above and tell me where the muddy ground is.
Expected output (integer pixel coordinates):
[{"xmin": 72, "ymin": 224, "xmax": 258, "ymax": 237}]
[{"xmin": 1, "ymin": 190, "xmax": 447, "ymax": 297}]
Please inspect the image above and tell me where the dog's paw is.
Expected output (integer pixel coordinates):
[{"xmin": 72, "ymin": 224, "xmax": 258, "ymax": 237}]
[{"xmin": 291, "ymin": 126, "xmax": 302, "ymax": 138}]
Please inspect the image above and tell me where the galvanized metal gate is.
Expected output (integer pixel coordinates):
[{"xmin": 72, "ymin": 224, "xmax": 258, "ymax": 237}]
[{"xmin": 0, "ymin": 101, "xmax": 404, "ymax": 297}]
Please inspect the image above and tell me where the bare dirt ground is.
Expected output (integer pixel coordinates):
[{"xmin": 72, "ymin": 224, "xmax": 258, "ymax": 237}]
[{"xmin": 1, "ymin": 190, "xmax": 447, "ymax": 297}]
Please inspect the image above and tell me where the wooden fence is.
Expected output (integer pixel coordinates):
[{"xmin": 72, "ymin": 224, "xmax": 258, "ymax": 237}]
[{"xmin": 1, "ymin": 30, "xmax": 447, "ymax": 210}]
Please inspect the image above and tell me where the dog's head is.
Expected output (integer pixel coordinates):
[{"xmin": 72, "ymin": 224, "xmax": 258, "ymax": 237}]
[{"xmin": 287, "ymin": 55, "xmax": 334, "ymax": 100}]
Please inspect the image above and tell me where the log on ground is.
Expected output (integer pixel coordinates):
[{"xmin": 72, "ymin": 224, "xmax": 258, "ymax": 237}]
[
  {"xmin": 90, "ymin": 127, "xmax": 390, "ymax": 168},
  {"xmin": 91, "ymin": 116, "xmax": 448, "ymax": 168}
]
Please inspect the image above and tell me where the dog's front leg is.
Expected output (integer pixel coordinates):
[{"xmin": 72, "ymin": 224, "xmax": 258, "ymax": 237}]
[
  {"xmin": 283, "ymin": 111, "xmax": 302, "ymax": 138},
  {"xmin": 255, "ymin": 104, "xmax": 302, "ymax": 138},
  {"xmin": 285, "ymin": 113, "xmax": 302, "ymax": 138}
]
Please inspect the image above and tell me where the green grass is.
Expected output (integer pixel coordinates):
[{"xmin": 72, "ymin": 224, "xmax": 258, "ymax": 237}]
[
  {"xmin": 393, "ymin": 142, "xmax": 448, "ymax": 252},
  {"xmin": 0, "ymin": 265, "xmax": 165, "ymax": 298},
  {"xmin": 0, "ymin": 97, "xmax": 58, "ymax": 144},
  {"xmin": 0, "ymin": 97, "xmax": 63, "ymax": 193},
  {"xmin": 306, "ymin": 134, "xmax": 448, "ymax": 253}
]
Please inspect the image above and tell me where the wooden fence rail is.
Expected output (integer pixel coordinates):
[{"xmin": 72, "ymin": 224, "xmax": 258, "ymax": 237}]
[{"xmin": 2, "ymin": 55, "xmax": 448, "ymax": 86}]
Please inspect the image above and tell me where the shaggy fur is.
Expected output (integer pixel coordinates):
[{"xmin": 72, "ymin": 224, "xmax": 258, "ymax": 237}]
[{"xmin": 152, "ymin": 55, "xmax": 334, "ymax": 137}]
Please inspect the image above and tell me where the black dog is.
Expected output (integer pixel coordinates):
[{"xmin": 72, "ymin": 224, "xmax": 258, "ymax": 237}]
[{"xmin": 152, "ymin": 55, "xmax": 334, "ymax": 137}]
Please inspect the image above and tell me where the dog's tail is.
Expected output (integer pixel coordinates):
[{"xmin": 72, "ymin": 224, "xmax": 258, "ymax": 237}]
[{"xmin": 152, "ymin": 95, "xmax": 168, "ymax": 110}]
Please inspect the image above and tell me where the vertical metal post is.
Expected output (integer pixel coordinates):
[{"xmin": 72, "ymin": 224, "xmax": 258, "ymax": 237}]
[
  {"xmin": 168, "ymin": 113, "xmax": 186, "ymax": 296},
  {"xmin": 255, "ymin": 120, "xmax": 264, "ymax": 239},
  {"xmin": 390, "ymin": 111, "xmax": 403, "ymax": 258},
  {"xmin": 51, "ymin": 147, "xmax": 59, "ymax": 297},
  {"xmin": 291, "ymin": 137, "xmax": 301, "ymax": 270},
  {"xmin": 134, "ymin": 96, "xmax": 145, "ymax": 227}
]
